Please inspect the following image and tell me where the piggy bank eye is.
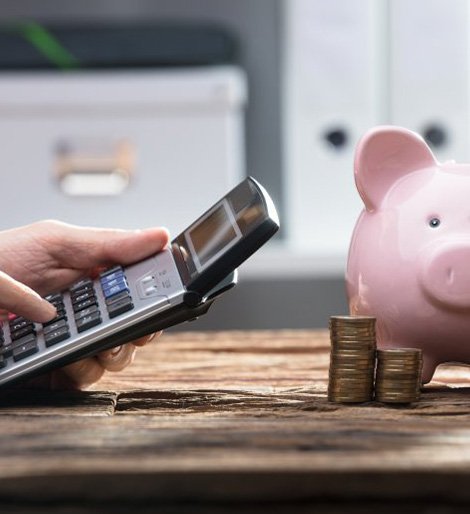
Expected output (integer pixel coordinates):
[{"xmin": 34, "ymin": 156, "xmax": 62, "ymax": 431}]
[{"xmin": 429, "ymin": 217, "xmax": 441, "ymax": 228}]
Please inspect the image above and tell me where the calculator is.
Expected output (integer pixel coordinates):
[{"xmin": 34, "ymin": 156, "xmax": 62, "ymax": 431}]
[{"xmin": 0, "ymin": 177, "xmax": 279, "ymax": 387}]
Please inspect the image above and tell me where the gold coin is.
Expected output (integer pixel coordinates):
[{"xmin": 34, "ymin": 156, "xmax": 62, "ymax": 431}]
[
  {"xmin": 328, "ymin": 384, "xmax": 372, "ymax": 394},
  {"xmin": 375, "ymin": 393, "xmax": 421, "ymax": 400},
  {"xmin": 330, "ymin": 331, "xmax": 375, "ymax": 338},
  {"xmin": 331, "ymin": 341, "xmax": 376, "ymax": 348},
  {"xmin": 377, "ymin": 356, "xmax": 422, "ymax": 363},
  {"xmin": 329, "ymin": 315, "xmax": 376, "ymax": 323},
  {"xmin": 375, "ymin": 394, "xmax": 420, "ymax": 402},
  {"xmin": 331, "ymin": 349, "xmax": 376, "ymax": 356},
  {"xmin": 328, "ymin": 395, "xmax": 373, "ymax": 403},
  {"xmin": 377, "ymin": 348, "xmax": 422, "ymax": 357},
  {"xmin": 330, "ymin": 360, "xmax": 376, "ymax": 366},
  {"xmin": 330, "ymin": 367, "xmax": 375, "ymax": 375},
  {"xmin": 377, "ymin": 364, "xmax": 421, "ymax": 370}
]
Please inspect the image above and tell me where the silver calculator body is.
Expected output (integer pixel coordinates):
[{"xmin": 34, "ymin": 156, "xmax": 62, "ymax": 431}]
[{"xmin": 0, "ymin": 177, "xmax": 279, "ymax": 387}]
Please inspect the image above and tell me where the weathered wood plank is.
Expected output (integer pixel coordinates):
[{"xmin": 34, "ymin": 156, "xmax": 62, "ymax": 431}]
[
  {"xmin": 95, "ymin": 330, "xmax": 331, "ymax": 392},
  {"xmin": 0, "ymin": 390, "xmax": 117, "ymax": 416},
  {"xmin": 0, "ymin": 329, "xmax": 469, "ymax": 508}
]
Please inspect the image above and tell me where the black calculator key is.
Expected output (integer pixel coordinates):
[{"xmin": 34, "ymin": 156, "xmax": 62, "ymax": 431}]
[
  {"xmin": 74, "ymin": 305, "xmax": 99, "ymax": 321},
  {"xmin": 9, "ymin": 318, "xmax": 32, "ymax": 331},
  {"xmin": 10, "ymin": 324, "xmax": 35, "ymax": 341},
  {"xmin": 13, "ymin": 341, "xmax": 39, "ymax": 362},
  {"xmin": 72, "ymin": 297, "xmax": 97, "ymax": 313},
  {"xmin": 13, "ymin": 333, "xmax": 37, "ymax": 347},
  {"xmin": 43, "ymin": 319, "xmax": 68, "ymax": 335},
  {"xmin": 108, "ymin": 297, "xmax": 134, "ymax": 319},
  {"xmin": 105, "ymin": 290, "xmax": 131, "ymax": 306},
  {"xmin": 45, "ymin": 293, "xmax": 63, "ymax": 303},
  {"xmin": 70, "ymin": 278, "xmax": 93, "ymax": 293},
  {"xmin": 43, "ymin": 311, "xmax": 67, "ymax": 327},
  {"xmin": 50, "ymin": 309, "xmax": 67, "ymax": 320},
  {"xmin": 1, "ymin": 345, "xmax": 12, "ymax": 358},
  {"xmin": 50, "ymin": 299, "xmax": 65, "ymax": 310},
  {"xmin": 45, "ymin": 327, "xmax": 71, "ymax": 347},
  {"xmin": 72, "ymin": 291, "xmax": 96, "ymax": 305},
  {"xmin": 71, "ymin": 284, "xmax": 95, "ymax": 299},
  {"xmin": 76, "ymin": 311, "xmax": 102, "ymax": 333}
]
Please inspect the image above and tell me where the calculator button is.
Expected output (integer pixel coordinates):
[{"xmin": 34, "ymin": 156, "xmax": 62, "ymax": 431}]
[
  {"xmin": 10, "ymin": 324, "xmax": 35, "ymax": 341},
  {"xmin": 43, "ymin": 310, "xmax": 68, "ymax": 326},
  {"xmin": 103, "ymin": 282, "xmax": 129, "ymax": 299},
  {"xmin": 74, "ymin": 305, "xmax": 99, "ymax": 321},
  {"xmin": 45, "ymin": 326, "xmax": 71, "ymax": 347},
  {"xmin": 45, "ymin": 293, "xmax": 63, "ymax": 304},
  {"xmin": 108, "ymin": 297, "xmax": 134, "ymax": 319},
  {"xmin": 101, "ymin": 277, "xmax": 125, "ymax": 289},
  {"xmin": 43, "ymin": 319, "xmax": 68, "ymax": 335},
  {"xmin": 9, "ymin": 317, "xmax": 32, "ymax": 332},
  {"xmin": 13, "ymin": 341, "xmax": 39, "ymax": 362},
  {"xmin": 105, "ymin": 291, "xmax": 131, "ymax": 306},
  {"xmin": 69, "ymin": 279, "xmax": 93, "ymax": 293},
  {"xmin": 72, "ymin": 291, "xmax": 96, "ymax": 304},
  {"xmin": 72, "ymin": 297, "xmax": 97, "ymax": 313},
  {"xmin": 1, "ymin": 345, "xmax": 13, "ymax": 358},
  {"xmin": 141, "ymin": 275, "xmax": 154, "ymax": 285},
  {"xmin": 144, "ymin": 286, "xmax": 159, "ymax": 296},
  {"xmin": 100, "ymin": 266, "xmax": 123, "ymax": 279},
  {"xmin": 12, "ymin": 332, "xmax": 37, "ymax": 347},
  {"xmin": 76, "ymin": 312, "xmax": 102, "ymax": 333},
  {"xmin": 100, "ymin": 273, "xmax": 124, "ymax": 287},
  {"xmin": 71, "ymin": 287, "xmax": 95, "ymax": 301}
]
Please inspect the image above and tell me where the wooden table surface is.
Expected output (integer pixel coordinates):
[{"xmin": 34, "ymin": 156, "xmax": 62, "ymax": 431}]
[{"xmin": 1, "ymin": 329, "xmax": 470, "ymax": 513}]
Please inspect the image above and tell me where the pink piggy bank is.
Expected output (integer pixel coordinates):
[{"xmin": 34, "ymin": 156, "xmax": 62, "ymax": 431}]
[{"xmin": 346, "ymin": 125, "xmax": 470, "ymax": 383}]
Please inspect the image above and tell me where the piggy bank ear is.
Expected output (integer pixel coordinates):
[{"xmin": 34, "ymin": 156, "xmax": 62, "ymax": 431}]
[{"xmin": 354, "ymin": 126, "xmax": 437, "ymax": 211}]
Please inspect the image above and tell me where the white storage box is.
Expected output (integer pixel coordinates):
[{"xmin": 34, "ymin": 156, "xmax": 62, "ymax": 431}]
[{"xmin": 0, "ymin": 66, "xmax": 246, "ymax": 235}]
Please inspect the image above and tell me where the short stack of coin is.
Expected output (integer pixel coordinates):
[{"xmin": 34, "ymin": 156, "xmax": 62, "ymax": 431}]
[
  {"xmin": 375, "ymin": 349, "xmax": 423, "ymax": 403},
  {"xmin": 328, "ymin": 315, "xmax": 376, "ymax": 403}
]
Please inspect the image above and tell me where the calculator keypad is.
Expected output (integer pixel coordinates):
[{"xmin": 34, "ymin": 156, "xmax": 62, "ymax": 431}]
[
  {"xmin": 0, "ymin": 265, "xmax": 135, "ymax": 370},
  {"xmin": 100, "ymin": 266, "xmax": 134, "ymax": 319},
  {"xmin": 43, "ymin": 292, "xmax": 70, "ymax": 347}
]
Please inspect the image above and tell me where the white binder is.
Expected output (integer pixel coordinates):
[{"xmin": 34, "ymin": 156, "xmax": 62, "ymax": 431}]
[
  {"xmin": 390, "ymin": 0, "xmax": 469, "ymax": 162},
  {"xmin": 284, "ymin": 0, "xmax": 386, "ymax": 265}
]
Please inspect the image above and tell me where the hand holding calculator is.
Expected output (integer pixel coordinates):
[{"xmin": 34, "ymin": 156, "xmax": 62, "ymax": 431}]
[{"xmin": 0, "ymin": 177, "xmax": 279, "ymax": 387}]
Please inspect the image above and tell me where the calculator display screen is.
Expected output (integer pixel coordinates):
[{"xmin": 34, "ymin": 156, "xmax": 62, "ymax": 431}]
[
  {"xmin": 171, "ymin": 177, "xmax": 275, "ymax": 292},
  {"xmin": 187, "ymin": 202, "xmax": 238, "ymax": 269}
]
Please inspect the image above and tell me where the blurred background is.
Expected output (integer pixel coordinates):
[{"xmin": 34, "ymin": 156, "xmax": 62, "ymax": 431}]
[{"xmin": 0, "ymin": 0, "xmax": 464, "ymax": 330}]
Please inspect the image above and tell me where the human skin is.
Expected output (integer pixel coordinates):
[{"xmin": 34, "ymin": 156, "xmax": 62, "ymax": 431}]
[{"xmin": 0, "ymin": 220, "xmax": 169, "ymax": 389}]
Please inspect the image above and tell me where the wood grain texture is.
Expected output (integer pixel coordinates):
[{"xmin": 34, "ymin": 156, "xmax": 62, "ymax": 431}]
[{"xmin": 0, "ymin": 330, "xmax": 470, "ymax": 511}]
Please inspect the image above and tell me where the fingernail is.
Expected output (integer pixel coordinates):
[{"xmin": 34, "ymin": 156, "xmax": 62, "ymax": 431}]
[{"xmin": 109, "ymin": 346, "xmax": 122, "ymax": 357}]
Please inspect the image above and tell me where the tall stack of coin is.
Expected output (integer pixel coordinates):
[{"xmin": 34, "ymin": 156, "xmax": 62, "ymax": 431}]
[
  {"xmin": 375, "ymin": 349, "xmax": 423, "ymax": 403},
  {"xmin": 328, "ymin": 315, "xmax": 376, "ymax": 403}
]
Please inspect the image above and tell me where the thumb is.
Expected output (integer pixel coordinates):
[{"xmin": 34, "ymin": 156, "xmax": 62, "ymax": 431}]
[
  {"xmin": 49, "ymin": 223, "xmax": 170, "ymax": 269},
  {"xmin": 0, "ymin": 271, "xmax": 56, "ymax": 323}
]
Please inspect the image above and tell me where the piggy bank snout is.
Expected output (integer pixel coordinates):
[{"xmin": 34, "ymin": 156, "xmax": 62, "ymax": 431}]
[{"xmin": 420, "ymin": 243, "xmax": 470, "ymax": 309}]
